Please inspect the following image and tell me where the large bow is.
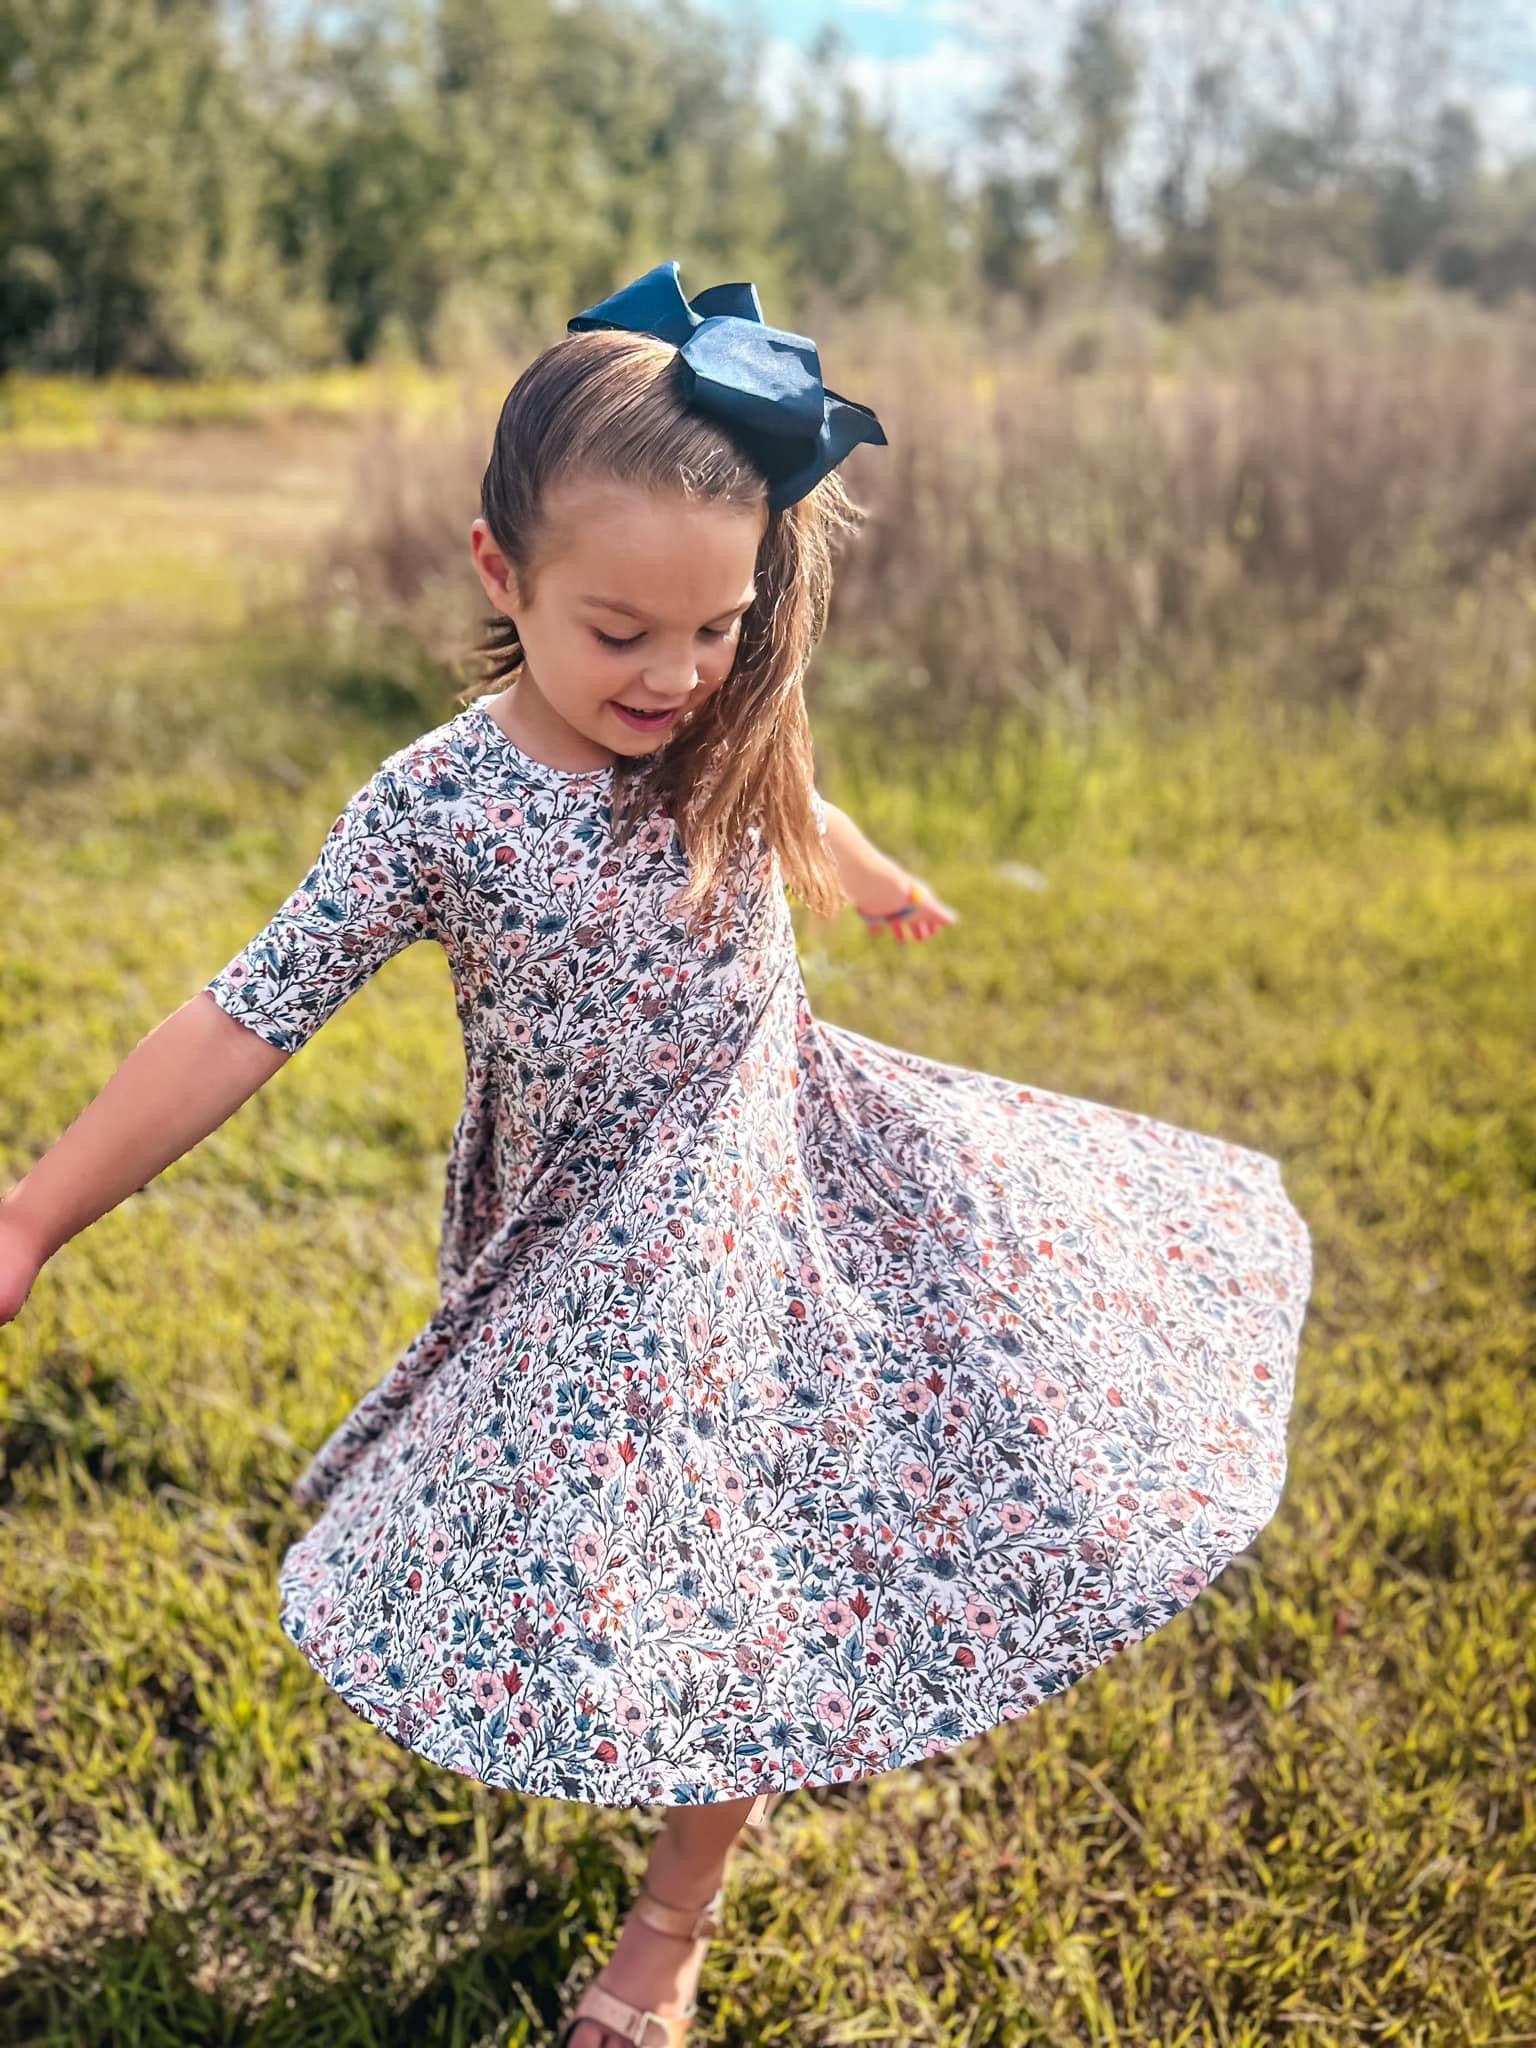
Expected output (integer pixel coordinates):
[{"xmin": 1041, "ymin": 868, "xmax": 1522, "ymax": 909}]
[{"xmin": 567, "ymin": 260, "xmax": 888, "ymax": 510}]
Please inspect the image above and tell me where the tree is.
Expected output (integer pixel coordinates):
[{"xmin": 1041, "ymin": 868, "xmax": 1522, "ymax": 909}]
[{"xmin": 1062, "ymin": 0, "xmax": 1139, "ymax": 270}]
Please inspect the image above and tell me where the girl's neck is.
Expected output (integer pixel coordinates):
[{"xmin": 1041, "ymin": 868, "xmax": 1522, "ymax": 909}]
[{"xmin": 484, "ymin": 679, "xmax": 617, "ymax": 774}]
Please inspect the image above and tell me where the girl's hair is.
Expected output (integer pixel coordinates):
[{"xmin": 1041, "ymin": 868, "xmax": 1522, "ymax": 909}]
[{"xmin": 462, "ymin": 327, "xmax": 869, "ymax": 923}]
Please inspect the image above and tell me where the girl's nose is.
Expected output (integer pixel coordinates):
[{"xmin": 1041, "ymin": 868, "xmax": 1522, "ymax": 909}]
[{"xmin": 641, "ymin": 666, "xmax": 702, "ymax": 700}]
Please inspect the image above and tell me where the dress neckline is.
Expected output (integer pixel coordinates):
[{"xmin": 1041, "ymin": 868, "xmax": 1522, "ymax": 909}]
[{"xmin": 466, "ymin": 696, "xmax": 615, "ymax": 786}]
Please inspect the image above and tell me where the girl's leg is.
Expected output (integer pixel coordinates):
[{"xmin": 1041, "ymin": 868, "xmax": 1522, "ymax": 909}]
[{"xmin": 564, "ymin": 1794, "xmax": 770, "ymax": 2048}]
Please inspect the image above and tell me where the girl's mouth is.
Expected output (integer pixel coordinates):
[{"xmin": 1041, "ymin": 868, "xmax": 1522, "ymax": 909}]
[{"xmin": 611, "ymin": 702, "xmax": 679, "ymax": 732}]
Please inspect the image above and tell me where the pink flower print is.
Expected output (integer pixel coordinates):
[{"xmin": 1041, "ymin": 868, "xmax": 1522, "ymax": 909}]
[
  {"xmin": 964, "ymin": 1595, "xmax": 1001, "ymax": 1638},
  {"xmin": 632, "ymin": 1472, "xmax": 654, "ymax": 1501},
  {"xmin": 897, "ymin": 1379, "xmax": 935, "ymax": 1417},
  {"xmin": 483, "ymin": 798, "xmax": 526, "ymax": 829},
  {"xmin": 585, "ymin": 1441, "xmax": 621, "ymax": 1483},
  {"xmin": 418, "ymin": 1632, "xmax": 437, "ymax": 1657},
  {"xmin": 426, "ymin": 1529, "xmax": 452, "ymax": 1566},
  {"xmin": 223, "ymin": 958, "xmax": 250, "ymax": 988},
  {"xmin": 1032, "ymin": 1374, "xmax": 1069, "ymax": 1411},
  {"xmin": 1170, "ymin": 1564, "xmax": 1208, "ymax": 1601},
  {"xmin": 818, "ymin": 1599, "xmax": 859, "ymax": 1639},
  {"xmin": 946, "ymin": 1396, "xmax": 973, "ymax": 1423},
  {"xmin": 719, "ymin": 1464, "xmax": 746, "ymax": 1505},
  {"xmin": 822, "ymin": 1198, "xmax": 849, "ymax": 1227},
  {"xmin": 708, "ymin": 1041, "xmax": 735, "ymax": 1070},
  {"xmin": 899, "ymin": 1460, "xmax": 933, "ymax": 1498},
  {"xmin": 471, "ymin": 1669, "xmax": 505, "ymax": 1711},
  {"xmin": 648, "ymin": 1043, "xmax": 682, "ymax": 1077},
  {"xmin": 815, "ymin": 1687, "xmax": 852, "ymax": 1728},
  {"xmin": 572, "ymin": 1530, "xmax": 605, "ymax": 1573},
  {"xmin": 614, "ymin": 1689, "xmax": 650, "ymax": 1738},
  {"xmin": 999, "ymin": 1503, "xmax": 1037, "ymax": 1534},
  {"xmin": 799, "ymin": 1253, "xmax": 829, "ymax": 1297},
  {"xmin": 664, "ymin": 1593, "xmax": 697, "ymax": 1626},
  {"xmin": 758, "ymin": 1377, "xmax": 787, "ymax": 1409},
  {"xmin": 1160, "ymin": 1488, "xmax": 1196, "ymax": 1525},
  {"xmin": 508, "ymin": 1702, "xmax": 541, "ymax": 1738},
  {"xmin": 472, "ymin": 1435, "xmax": 499, "ymax": 1469},
  {"xmin": 684, "ymin": 1308, "xmax": 709, "ymax": 1353},
  {"xmin": 504, "ymin": 1005, "xmax": 531, "ymax": 1039},
  {"xmin": 353, "ymin": 1650, "xmax": 380, "ymax": 1683},
  {"xmin": 735, "ymin": 1568, "xmax": 763, "ymax": 1600},
  {"xmin": 868, "ymin": 1622, "xmax": 899, "ymax": 1654},
  {"xmin": 308, "ymin": 1594, "xmax": 336, "ymax": 1629},
  {"xmin": 1072, "ymin": 1466, "xmax": 1099, "ymax": 1492},
  {"xmin": 532, "ymin": 1310, "xmax": 556, "ymax": 1343},
  {"xmin": 1219, "ymin": 1454, "xmax": 1250, "ymax": 1489}
]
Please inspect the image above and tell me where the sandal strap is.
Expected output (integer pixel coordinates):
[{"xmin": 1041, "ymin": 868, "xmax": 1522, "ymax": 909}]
[
  {"xmin": 630, "ymin": 1877, "xmax": 725, "ymax": 1942},
  {"xmin": 563, "ymin": 1976, "xmax": 693, "ymax": 2048}
]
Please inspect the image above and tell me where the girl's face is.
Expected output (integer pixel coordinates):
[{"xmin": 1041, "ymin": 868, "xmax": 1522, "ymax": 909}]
[{"xmin": 470, "ymin": 477, "xmax": 767, "ymax": 769}]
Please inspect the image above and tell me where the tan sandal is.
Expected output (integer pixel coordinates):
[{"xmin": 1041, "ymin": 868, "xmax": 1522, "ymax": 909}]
[{"xmin": 556, "ymin": 1791, "xmax": 781, "ymax": 2048}]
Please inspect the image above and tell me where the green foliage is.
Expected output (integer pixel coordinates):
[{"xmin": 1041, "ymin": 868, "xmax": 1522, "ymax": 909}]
[{"xmin": 1, "ymin": 396, "xmax": 1533, "ymax": 2040}]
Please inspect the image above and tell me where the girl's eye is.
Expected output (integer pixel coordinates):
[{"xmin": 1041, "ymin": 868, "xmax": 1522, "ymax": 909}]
[{"xmin": 591, "ymin": 626, "xmax": 731, "ymax": 651}]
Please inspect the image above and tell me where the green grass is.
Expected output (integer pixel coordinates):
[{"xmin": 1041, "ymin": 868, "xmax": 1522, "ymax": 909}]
[{"xmin": 1, "ymin": 421, "xmax": 1534, "ymax": 2045}]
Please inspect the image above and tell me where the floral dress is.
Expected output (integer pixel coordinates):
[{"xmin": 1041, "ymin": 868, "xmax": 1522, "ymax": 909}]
[{"xmin": 204, "ymin": 695, "xmax": 1313, "ymax": 1812}]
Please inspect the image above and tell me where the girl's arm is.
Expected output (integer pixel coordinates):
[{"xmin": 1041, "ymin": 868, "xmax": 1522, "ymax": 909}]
[
  {"xmin": 0, "ymin": 994, "xmax": 289, "ymax": 1323},
  {"xmin": 2, "ymin": 752, "xmax": 437, "ymax": 1327},
  {"xmin": 819, "ymin": 798, "xmax": 959, "ymax": 942}
]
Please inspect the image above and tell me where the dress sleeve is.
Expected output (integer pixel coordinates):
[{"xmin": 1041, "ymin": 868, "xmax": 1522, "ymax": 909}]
[
  {"xmin": 811, "ymin": 787, "xmax": 830, "ymax": 840},
  {"xmin": 202, "ymin": 759, "xmax": 436, "ymax": 1056}
]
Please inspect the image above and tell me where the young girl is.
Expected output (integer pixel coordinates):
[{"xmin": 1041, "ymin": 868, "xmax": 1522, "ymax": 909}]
[{"xmin": 0, "ymin": 262, "xmax": 1313, "ymax": 2048}]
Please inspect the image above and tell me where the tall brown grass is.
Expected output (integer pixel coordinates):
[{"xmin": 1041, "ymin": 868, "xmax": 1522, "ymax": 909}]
[{"xmin": 306, "ymin": 288, "xmax": 1536, "ymax": 743}]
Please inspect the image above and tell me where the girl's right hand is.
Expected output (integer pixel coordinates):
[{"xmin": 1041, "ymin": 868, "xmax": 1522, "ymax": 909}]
[{"xmin": 0, "ymin": 1203, "xmax": 49, "ymax": 1328}]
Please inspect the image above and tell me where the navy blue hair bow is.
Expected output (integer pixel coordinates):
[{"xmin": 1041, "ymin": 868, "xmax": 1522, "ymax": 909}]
[{"xmin": 566, "ymin": 260, "xmax": 888, "ymax": 510}]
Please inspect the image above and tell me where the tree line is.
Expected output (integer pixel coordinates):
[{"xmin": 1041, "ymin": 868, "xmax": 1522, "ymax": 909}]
[{"xmin": 2, "ymin": 0, "xmax": 1533, "ymax": 378}]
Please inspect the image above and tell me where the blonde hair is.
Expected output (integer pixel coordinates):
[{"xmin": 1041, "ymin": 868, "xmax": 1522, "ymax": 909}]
[{"xmin": 463, "ymin": 327, "xmax": 870, "ymax": 922}]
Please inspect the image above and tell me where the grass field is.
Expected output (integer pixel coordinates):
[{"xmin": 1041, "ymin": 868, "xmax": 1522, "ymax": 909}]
[{"xmin": 1, "ymin": 396, "xmax": 1533, "ymax": 2045}]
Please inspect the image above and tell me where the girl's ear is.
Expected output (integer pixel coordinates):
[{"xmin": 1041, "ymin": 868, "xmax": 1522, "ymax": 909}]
[{"xmin": 469, "ymin": 520, "xmax": 523, "ymax": 617}]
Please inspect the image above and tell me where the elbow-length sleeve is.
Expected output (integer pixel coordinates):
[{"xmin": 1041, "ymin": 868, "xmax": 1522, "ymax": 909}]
[{"xmin": 202, "ymin": 758, "xmax": 436, "ymax": 1056}]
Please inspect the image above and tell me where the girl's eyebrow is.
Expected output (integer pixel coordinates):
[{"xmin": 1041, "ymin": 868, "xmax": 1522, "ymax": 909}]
[{"xmin": 579, "ymin": 590, "xmax": 756, "ymax": 623}]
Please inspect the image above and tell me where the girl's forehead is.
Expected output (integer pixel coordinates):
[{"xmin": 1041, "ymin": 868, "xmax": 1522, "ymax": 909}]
[{"xmin": 547, "ymin": 485, "xmax": 765, "ymax": 592}]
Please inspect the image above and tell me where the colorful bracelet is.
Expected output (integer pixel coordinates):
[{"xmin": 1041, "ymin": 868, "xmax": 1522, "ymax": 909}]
[{"xmin": 857, "ymin": 877, "xmax": 925, "ymax": 930}]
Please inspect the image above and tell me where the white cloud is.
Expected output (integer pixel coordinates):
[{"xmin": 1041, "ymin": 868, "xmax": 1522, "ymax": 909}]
[{"xmin": 1475, "ymin": 80, "xmax": 1536, "ymax": 169}]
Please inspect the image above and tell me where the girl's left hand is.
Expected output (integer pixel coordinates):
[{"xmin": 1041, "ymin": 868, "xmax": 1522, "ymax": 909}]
[{"xmin": 854, "ymin": 872, "xmax": 960, "ymax": 943}]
